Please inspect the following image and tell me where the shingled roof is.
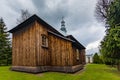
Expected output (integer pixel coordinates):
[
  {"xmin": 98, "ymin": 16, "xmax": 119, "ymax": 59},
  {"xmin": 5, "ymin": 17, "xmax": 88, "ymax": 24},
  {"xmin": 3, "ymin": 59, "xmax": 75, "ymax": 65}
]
[{"xmin": 9, "ymin": 14, "xmax": 85, "ymax": 49}]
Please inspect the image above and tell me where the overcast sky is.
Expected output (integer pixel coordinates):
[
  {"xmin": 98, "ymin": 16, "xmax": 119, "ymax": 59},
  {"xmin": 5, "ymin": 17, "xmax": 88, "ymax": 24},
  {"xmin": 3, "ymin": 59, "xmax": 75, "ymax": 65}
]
[{"xmin": 0, "ymin": 0, "xmax": 106, "ymax": 54}]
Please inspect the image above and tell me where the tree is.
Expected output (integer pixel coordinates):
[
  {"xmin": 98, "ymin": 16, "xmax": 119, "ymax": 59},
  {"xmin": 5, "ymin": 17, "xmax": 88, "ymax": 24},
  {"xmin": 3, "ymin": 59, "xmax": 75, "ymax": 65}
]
[
  {"xmin": 0, "ymin": 18, "xmax": 12, "ymax": 66},
  {"xmin": 93, "ymin": 53, "xmax": 102, "ymax": 64},
  {"xmin": 98, "ymin": 0, "xmax": 120, "ymax": 70},
  {"xmin": 95, "ymin": 0, "xmax": 113, "ymax": 28},
  {"xmin": 17, "ymin": 9, "xmax": 31, "ymax": 24},
  {"xmin": 107, "ymin": 0, "xmax": 120, "ymax": 27},
  {"xmin": 100, "ymin": 34, "xmax": 116, "ymax": 66}
]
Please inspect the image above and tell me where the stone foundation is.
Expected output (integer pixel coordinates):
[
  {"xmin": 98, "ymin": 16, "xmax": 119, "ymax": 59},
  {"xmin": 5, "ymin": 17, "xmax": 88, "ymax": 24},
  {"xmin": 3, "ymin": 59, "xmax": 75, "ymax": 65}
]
[{"xmin": 11, "ymin": 65, "xmax": 84, "ymax": 73}]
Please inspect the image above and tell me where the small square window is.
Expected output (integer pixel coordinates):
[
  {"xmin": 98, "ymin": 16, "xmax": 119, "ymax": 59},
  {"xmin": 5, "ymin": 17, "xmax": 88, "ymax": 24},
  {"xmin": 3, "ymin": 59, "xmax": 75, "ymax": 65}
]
[{"xmin": 41, "ymin": 34, "xmax": 48, "ymax": 48}]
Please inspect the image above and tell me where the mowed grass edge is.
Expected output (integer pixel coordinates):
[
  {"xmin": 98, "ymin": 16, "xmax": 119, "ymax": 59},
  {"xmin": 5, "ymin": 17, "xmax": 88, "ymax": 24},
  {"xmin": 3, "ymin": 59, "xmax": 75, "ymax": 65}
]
[{"xmin": 0, "ymin": 64, "xmax": 120, "ymax": 80}]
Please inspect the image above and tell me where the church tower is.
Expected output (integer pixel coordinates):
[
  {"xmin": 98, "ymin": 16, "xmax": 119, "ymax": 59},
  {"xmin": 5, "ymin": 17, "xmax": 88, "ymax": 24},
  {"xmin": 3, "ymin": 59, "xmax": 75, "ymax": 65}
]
[{"xmin": 60, "ymin": 17, "xmax": 67, "ymax": 35}]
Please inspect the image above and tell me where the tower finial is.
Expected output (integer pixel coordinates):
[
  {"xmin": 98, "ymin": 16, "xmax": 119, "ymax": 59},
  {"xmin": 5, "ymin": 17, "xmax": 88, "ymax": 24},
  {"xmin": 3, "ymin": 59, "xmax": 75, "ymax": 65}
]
[
  {"xmin": 61, "ymin": 16, "xmax": 65, "ymax": 27},
  {"xmin": 60, "ymin": 16, "xmax": 67, "ymax": 35}
]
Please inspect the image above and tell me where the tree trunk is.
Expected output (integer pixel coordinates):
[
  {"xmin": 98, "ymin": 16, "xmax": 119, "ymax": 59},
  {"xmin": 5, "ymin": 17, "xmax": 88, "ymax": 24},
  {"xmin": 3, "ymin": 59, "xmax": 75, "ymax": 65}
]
[{"xmin": 117, "ymin": 63, "xmax": 120, "ymax": 71}]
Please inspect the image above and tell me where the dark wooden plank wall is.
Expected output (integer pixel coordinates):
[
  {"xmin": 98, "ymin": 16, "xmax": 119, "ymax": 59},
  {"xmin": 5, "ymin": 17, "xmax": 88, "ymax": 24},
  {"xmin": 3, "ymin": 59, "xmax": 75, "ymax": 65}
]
[
  {"xmin": 12, "ymin": 21, "xmax": 50, "ymax": 66},
  {"xmin": 48, "ymin": 33, "xmax": 73, "ymax": 66},
  {"xmin": 80, "ymin": 49, "xmax": 86, "ymax": 64},
  {"xmin": 35, "ymin": 21, "xmax": 74, "ymax": 66},
  {"xmin": 72, "ymin": 47, "xmax": 80, "ymax": 65},
  {"xmin": 72, "ymin": 47, "xmax": 86, "ymax": 65},
  {"xmin": 12, "ymin": 20, "xmax": 85, "ymax": 67},
  {"xmin": 12, "ymin": 22, "xmax": 37, "ymax": 66},
  {"xmin": 35, "ymin": 21, "xmax": 50, "ymax": 66}
]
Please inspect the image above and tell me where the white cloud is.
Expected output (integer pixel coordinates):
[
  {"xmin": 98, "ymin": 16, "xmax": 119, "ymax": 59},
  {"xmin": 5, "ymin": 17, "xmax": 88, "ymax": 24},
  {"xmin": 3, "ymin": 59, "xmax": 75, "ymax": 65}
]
[
  {"xmin": 68, "ymin": 21, "xmax": 105, "ymax": 45},
  {"xmin": 0, "ymin": 0, "xmax": 38, "ymax": 30},
  {"xmin": 0, "ymin": 0, "xmax": 19, "ymax": 30},
  {"xmin": 0, "ymin": 0, "xmax": 106, "ymax": 54},
  {"xmin": 45, "ymin": 0, "xmax": 61, "ymax": 11},
  {"xmin": 16, "ymin": 0, "xmax": 38, "ymax": 13},
  {"xmin": 86, "ymin": 39, "xmax": 101, "ymax": 50}
]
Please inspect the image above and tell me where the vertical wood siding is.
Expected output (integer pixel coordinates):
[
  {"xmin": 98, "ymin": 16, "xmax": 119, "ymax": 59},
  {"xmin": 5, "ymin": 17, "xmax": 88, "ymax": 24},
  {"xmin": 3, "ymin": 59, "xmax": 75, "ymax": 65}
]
[
  {"xmin": 72, "ymin": 46, "xmax": 86, "ymax": 65},
  {"xmin": 12, "ymin": 22, "xmax": 37, "ymax": 66},
  {"xmin": 35, "ymin": 21, "xmax": 50, "ymax": 66},
  {"xmin": 12, "ymin": 20, "xmax": 85, "ymax": 67},
  {"xmin": 48, "ymin": 34, "xmax": 73, "ymax": 66}
]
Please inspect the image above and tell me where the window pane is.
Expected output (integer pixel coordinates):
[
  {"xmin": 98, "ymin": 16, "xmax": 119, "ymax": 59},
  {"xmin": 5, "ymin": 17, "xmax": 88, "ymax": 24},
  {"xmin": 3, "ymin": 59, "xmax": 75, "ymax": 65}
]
[
  {"xmin": 76, "ymin": 49, "xmax": 79, "ymax": 60},
  {"xmin": 41, "ymin": 34, "xmax": 48, "ymax": 47}
]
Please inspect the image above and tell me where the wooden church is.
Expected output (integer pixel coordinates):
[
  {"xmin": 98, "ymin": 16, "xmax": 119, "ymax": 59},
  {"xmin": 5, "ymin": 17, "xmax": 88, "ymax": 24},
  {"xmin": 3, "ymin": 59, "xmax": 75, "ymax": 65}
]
[{"xmin": 9, "ymin": 14, "xmax": 86, "ymax": 73}]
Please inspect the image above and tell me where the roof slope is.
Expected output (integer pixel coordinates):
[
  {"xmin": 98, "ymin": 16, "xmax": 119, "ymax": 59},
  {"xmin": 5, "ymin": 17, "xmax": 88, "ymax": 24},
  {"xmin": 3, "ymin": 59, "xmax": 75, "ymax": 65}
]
[
  {"xmin": 9, "ymin": 14, "xmax": 85, "ymax": 49},
  {"xmin": 9, "ymin": 14, "xmax": 63, "ymax": 36},
  {"xmin": 66, "ymin": 35, "xmax": 85, "ymax": 49}
]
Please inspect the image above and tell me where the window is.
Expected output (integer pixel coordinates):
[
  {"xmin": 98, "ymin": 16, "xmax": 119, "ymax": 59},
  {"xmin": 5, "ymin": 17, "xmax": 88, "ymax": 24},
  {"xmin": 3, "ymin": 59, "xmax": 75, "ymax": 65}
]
[
  {"xmin": 41, "ymin": 34, "xmax": 48, "ymax": 48},
  {"xmin": 76, "ymin": 49, "xmax": 79, "ymax": 60}
]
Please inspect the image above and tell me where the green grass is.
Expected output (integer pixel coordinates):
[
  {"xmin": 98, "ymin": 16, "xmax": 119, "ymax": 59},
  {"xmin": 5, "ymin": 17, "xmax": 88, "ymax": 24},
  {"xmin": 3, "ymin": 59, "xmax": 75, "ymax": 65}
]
[{"xmin": 0, "ymin": 64, "xmax": 120, "ymax": 80}]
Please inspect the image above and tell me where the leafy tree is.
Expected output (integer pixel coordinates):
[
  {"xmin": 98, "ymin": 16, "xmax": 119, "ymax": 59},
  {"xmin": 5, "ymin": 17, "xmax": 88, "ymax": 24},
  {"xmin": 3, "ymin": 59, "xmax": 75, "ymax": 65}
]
[
  {"xmin": 95, "ymin": 0, "xmax": 113, "ymax": 28},
  {"xmin": 0, "ymin": 18, "xmax": 12, "ymax": 66},
  {"xmin": 106, "ymin": 27, "xmax": 120, "ymax": 70},
  {"xmin": 17, "ymin": 9, "xmax": 31, "ymax": 24},
  {"xmin": 95, "ymin": 0, "xmax": 109, "ymax": 22},
  {"xmin": 107, "ymin": 0, "xmax": 120, "ymax": 27},
  {"xmin": 100, "ymin": 34, "xmax": 116, "ymax": 66},
  {"xmin": 98, "ymin": 0, "xmax": 120, "ymax": 70},
  {"xmin": 93, "ymin": 53, "xmax": 102, "ymax": 64}
]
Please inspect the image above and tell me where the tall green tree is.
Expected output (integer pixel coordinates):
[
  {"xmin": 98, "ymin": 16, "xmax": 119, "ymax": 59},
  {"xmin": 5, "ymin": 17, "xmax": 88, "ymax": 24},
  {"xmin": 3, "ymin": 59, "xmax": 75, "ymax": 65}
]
[
  {"xmin": 93, "ymin": 53, "xmax": 103, "ymax": 64},
  {"xmin": 106, "ymin": 27, "xmax": 120, "ymax": 70},
  {"xmin": 93, "ymin": 53, "xmax": 100, "ymax": 64},
  {"xmin": 0, "ymin": 18, "xmax": 12, "ymax": 66},
  {"xmin": 107, "ymin": 0, "xmax": 120, "ymax": 27},
  {"xmin": 95, "ymin": 0, "xmax": 113, "ymax": 28},
  {"xmin": 97, "ymin": 0, "xmax": 120, "ymax": 70}
]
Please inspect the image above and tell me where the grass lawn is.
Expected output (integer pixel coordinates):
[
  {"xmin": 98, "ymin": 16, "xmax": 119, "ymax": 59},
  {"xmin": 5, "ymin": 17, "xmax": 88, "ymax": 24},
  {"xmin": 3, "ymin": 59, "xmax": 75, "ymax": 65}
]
[{"xmin": 0, "ymin": 64, "xmax": 120, "ymax": 80}]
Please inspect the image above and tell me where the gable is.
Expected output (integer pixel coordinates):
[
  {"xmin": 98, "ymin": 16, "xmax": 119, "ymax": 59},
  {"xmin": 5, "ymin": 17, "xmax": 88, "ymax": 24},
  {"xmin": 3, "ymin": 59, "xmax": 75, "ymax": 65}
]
[
  {"xmin": 9, "ymin": 14, "xmax": 63, "ymax": 37},
  {"xmin": 9, "ymin": 14, "xmax": 85, "ymax": 49},
  {"xmin": 66, "ymin": 35, "xmax": 85, "ymax": 49}
]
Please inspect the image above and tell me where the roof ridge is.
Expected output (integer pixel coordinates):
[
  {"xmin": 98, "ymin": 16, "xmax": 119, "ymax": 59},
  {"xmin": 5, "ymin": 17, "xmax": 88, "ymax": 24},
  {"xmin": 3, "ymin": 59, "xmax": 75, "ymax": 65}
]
[{"xmin": 9, "ymin": 14, "xmax": 63, "ymax": 36}]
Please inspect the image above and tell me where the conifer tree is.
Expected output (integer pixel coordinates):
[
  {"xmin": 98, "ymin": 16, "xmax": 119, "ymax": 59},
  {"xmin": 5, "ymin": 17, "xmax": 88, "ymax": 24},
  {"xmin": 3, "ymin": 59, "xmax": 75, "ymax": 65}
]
[
  {"xmin": 0, "ymin": 18, "xmax": 12, "ymax": 66},
  {"xmin": 93, "ymin": 53, "xmax": 101, "ymax": 64},
  {"xmin": 96, "ymin": 0, "xmax": 120, "ymax": 70}
]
